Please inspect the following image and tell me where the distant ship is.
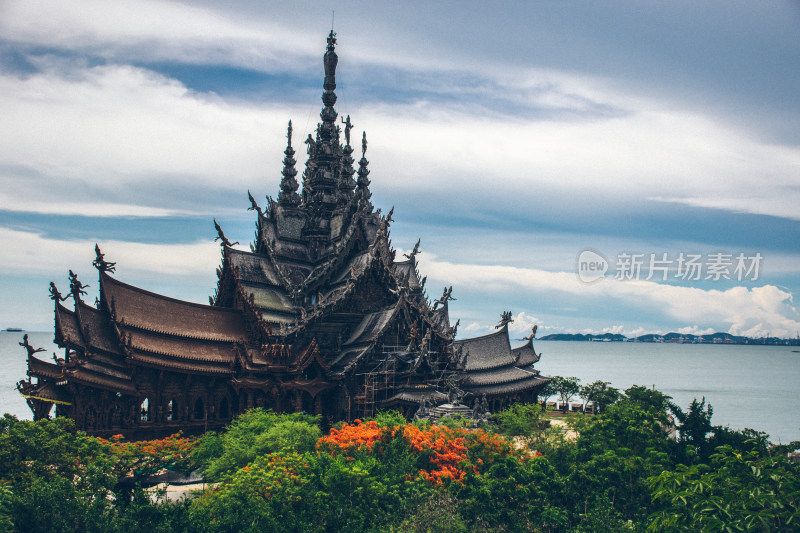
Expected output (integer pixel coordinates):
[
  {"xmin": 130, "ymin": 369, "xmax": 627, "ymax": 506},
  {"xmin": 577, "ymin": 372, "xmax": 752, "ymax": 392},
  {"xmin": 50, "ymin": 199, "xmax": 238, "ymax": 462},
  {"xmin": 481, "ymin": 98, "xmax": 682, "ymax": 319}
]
[{"xmin": 3, "ymin": 328, "xmax": 23, "ymax": 332}]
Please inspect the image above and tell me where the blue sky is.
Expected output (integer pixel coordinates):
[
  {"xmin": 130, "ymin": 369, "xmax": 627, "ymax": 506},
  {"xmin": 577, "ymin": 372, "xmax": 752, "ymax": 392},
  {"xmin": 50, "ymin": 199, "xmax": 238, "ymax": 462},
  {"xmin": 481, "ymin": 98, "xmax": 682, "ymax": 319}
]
[{"xmin": 1, "ymin": 0, "xmax": 799, "ymax": 340}]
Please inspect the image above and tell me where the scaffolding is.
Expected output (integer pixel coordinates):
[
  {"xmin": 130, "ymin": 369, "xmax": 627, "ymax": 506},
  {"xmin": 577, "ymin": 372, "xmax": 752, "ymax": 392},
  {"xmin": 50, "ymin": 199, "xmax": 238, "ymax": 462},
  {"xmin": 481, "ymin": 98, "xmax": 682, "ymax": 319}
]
[
  {"xmin": 353, "ymin": 344, "xmax": 451, "ymax": 419},
  {"xmin": 353, "ymin": 345, "xmax": 400, "ymax": 419}
]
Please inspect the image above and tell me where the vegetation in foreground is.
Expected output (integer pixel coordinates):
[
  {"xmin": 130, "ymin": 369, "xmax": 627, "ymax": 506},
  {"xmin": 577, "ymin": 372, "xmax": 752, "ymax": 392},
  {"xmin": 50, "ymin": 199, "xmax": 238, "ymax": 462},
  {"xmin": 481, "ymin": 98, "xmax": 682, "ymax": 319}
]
[{"xmin": 0, "ymin": 383, "xmax": 798, "ymax": 532}]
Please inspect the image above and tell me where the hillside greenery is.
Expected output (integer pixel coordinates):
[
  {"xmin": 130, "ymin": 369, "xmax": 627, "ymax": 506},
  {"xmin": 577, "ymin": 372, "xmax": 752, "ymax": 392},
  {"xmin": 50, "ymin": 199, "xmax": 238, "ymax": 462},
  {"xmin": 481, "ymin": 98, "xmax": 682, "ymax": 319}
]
[{"xmin": 0, "ymin": 383, "xmax": 798, "ymax": 532}]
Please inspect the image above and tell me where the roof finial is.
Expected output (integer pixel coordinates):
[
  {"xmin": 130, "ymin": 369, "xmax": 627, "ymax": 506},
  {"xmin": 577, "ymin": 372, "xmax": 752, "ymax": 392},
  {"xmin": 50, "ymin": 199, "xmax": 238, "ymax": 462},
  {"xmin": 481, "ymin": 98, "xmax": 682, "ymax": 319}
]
[
  {"xmin": 324, "ymin": 30, "xmax": 338, "ymax": 93},
  {"xmin": 68, "ymin": 270, "xmax": 89, "ymax": 301},
  {"xmin": 278, "ymin": 120, "xmax": 301, "ymax": 207},
  {"xmin": 93, "ymin": 244, "xmax": 116, "ymax": 273},
  {"xmin": 495, "ymin": 311, "xmax": 514, "ymax": 329},
  {"xmin": 361, "ymin": 131, "xmax": 368, "ymax": 157},
  {"xmin": 356, "ymin": 132, "xmax": 372, "ymax": 210}
]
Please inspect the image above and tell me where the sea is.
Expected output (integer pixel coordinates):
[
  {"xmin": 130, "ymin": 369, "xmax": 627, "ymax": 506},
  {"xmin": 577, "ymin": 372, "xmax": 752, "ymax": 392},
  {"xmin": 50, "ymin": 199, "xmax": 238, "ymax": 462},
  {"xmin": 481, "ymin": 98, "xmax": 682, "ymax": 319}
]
[{"xmin": 2, "ymin": 332, "xmax": 799, "ymax": 443}]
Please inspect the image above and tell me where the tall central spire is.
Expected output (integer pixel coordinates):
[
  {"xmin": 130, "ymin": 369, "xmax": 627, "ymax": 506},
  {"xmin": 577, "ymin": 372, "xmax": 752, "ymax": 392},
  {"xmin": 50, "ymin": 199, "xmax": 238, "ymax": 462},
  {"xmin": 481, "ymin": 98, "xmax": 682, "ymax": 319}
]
[
  {"xmin": 321, "ymin": 30, "xmax": 338, "ymax": 125},
  {"xmin": 299, "ymin": 31, "xmax": 346, "ymax": 248}
]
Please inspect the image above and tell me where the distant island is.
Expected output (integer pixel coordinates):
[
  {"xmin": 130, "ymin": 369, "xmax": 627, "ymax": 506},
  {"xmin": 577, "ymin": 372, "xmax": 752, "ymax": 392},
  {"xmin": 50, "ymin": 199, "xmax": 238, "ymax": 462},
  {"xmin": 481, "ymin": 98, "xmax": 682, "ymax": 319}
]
[{"xmin": 539, "ymin": 331, "xmax": 800, "ymax": 345}]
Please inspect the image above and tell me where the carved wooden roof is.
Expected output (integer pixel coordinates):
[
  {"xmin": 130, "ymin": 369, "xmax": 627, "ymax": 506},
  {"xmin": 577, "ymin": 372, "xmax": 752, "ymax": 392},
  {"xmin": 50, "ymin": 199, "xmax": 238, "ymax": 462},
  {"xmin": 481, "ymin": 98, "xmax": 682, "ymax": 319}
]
[
  {"xmin": 463, "ymin": 375, "xmax": 551, "ymax": 396},
  {"xmin": 126, "ymin": 348, "xmax": 234, "ymax": 375},
  {"xmin": 386, "ymin": 388, "xmax": 448, "ymax": 404},
  {"xmin": 119, "ymin": 326, "xmax": 239, "ymax": 365},
  {"xmin": 342, "ymin": 307, "xmax": 398, "ymax": 346},
  {"xmin": 55, "ymin": 304, "xmax": 85, "ymax": 349},
  {"xmin": 461, "ymin": 365, "xmax": 539, "ymax": 386},
  {"xmin": 18, "ymin": 381, "xmax": 72, "ymax": 405},
  {"xmin": 453, "ymin": 325, "xmax": 516, "ymax": 371},
  {"xmin": 392, "ymin": 260, "xmax": 424, "ymax": 291},
  {"xmin": 64, "ymin": 366, "xmax": 137, "ymax": 394},
  {"xmin": 27, "ymin": 354, "xmax": 63, "ymax": 381},
  {"xmin": 102, "ymin": 272, "xmax": 247, "ymax": 342},
  {"xmin": 227, "ymin": 248, "xmax": 284, "ymax": 286},
  {"xmin": 512, "ymin": 339, "xmax": 540, "ymax": 367},
  {"xmin": 74, "ymin": 301, "xmax": 123, "ymax": 356}
]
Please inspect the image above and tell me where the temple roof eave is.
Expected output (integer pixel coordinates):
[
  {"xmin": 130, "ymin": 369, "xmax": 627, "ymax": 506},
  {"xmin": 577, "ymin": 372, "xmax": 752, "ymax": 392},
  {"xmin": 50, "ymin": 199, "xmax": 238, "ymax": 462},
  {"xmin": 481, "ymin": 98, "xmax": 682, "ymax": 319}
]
[{"xmin": 463, "ymin": 375, "xmax": 552, "ymax": 397}]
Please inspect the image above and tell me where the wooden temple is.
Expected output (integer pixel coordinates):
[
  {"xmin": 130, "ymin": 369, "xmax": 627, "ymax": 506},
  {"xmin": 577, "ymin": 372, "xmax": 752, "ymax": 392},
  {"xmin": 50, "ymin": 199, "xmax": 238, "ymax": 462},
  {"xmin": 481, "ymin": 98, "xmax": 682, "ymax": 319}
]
[{"xmin": 18, "ymin": 32, "xmax": 550, "ymax": 439}]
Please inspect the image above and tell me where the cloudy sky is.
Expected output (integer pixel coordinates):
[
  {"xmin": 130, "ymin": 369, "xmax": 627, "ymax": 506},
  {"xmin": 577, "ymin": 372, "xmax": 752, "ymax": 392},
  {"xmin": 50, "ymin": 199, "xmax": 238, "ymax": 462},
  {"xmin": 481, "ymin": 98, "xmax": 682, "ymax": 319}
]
[{"xmin": 1, "ymin": 0, "xmax": 799, "ymax": 340}]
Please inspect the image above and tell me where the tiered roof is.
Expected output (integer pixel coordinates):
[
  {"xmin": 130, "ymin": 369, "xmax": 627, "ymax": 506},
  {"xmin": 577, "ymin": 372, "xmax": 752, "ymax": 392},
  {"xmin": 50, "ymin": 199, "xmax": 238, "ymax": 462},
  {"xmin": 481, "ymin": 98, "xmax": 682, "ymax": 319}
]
[
  {"xmin": 19, "ymin": 32, "xmax": 550, "ymax": 434},
  {"xmin": 454, "ymin": 325, "xmax": 549, "ymax": 396}
]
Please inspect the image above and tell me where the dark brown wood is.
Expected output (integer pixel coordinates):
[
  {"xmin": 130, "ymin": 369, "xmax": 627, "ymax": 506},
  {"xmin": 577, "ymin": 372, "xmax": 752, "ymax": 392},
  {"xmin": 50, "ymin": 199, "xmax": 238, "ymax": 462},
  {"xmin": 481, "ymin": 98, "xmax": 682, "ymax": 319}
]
[{"xmin": 17, "ymin": 33, "xmax": 550, "ymax": 439}]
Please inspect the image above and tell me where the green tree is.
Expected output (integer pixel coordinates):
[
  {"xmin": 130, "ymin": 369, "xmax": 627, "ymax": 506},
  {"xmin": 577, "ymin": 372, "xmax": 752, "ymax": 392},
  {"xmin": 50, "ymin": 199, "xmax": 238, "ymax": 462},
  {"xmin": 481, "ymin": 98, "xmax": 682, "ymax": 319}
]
[
  {"xmin": 648, "ymin": 445, "xmax": 800, "ymax": 531},
  {"xmin": 0, "ymin": 482, "xmax": 14, "ymax": 533},
  {"xmin": 623, "ymin": 385, "xmax": 677, "ymax": 415},
  {"xmin": 579, "ymin": 380, "xmax": 621, "ymax": 414},
  {"xmin": 0, "ymin": 415, "xmax": 110, "ymax": 486},
  {"xmin": 538, "ymin": 378, "xmax": 558, "ymax": 408},
  {"xmin": 491, "ymin": 402, "xmax": 545, "ymax": 449},
  {"xmin": 188, "ymin": 452, "xmax": 319, "ymax": 533},
  {"xmin": 552, "ymin": 376, "xmax": 581, "ymax": 410},
  {"xmin": 674, "ymin": 397, "xmax": 714, "ymax": 460},
  {"xmin": 192, "ymin": 409, "xmax": 321, "ymax": 480},
  {"xmin": 388, "ymin": 491, "xmax": 472, "ymax": 533}
]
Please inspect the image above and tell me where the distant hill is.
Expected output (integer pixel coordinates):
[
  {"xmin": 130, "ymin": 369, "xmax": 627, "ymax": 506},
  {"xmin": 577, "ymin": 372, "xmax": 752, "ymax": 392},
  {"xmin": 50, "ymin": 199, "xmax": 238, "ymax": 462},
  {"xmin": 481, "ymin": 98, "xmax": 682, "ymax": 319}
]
[{"xmin": 539, "ymin": 331, "xmax": 799, "ymax": 345}]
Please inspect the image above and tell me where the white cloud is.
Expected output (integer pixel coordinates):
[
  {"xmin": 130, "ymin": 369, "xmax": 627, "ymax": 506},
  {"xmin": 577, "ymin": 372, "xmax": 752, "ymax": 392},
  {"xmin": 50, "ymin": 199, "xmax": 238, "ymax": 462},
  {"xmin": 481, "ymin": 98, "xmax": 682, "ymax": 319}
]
[
  {"xmin": 419, "ymin": 253, "xmax": 800, "ymax": 338},
  {"xmin": 3, "ymin": 2, "xmax": 799, "ymax": 224},
  {"xmin": 459, "ymin": 322, "xmax": 484, "ymax": 334},
  {"xmin": 0, "ymin": 0, "xmax": 318, "ymax": 71},
  {"xmin": 676, "ymin": 325, "xmax": 716, "ymax": 336},
  {"xmin": 361, "ymin": 98, "xmax": 800, "ymax": 221},
  {"xmin": 0, "ymin": 227, "xmax": 219, "ymax": 280},
  {"xmin": 507, "ymin": 311, "xmax": 540, "ymax": 338},
  {"xmin": 0, "ymin": 64, "xmax": 278, "ymax": 183}
]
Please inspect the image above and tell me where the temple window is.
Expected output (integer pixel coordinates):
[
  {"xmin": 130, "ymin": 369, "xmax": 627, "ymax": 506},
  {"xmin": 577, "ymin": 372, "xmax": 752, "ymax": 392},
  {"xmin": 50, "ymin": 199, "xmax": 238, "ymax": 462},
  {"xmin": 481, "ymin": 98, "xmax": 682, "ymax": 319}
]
[{"xmin": 140, "ymin": 398, "xmax": 150, "ymax": 422}]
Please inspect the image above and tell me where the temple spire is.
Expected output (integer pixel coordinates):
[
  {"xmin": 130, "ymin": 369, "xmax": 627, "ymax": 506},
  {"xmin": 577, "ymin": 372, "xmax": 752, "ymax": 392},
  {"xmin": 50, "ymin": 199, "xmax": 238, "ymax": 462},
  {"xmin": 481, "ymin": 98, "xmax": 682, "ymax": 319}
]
[
  {"xmin": 338, "ymin": 115, "xmax": 357, "ymax": 205},
  {"xmin": 320, "ymin": 30, "xmax": 338, "ymax": 127},
  {"xmin": 356, "ymin": 131, "xmax": 372, "ymax": 209},
  {"xmin": 278, "ymin": 120, "xmax": 301, "ymax": 207},
  {"xmin": 323, "ymin": 30, "xmax": 337, "ymax": 93}
]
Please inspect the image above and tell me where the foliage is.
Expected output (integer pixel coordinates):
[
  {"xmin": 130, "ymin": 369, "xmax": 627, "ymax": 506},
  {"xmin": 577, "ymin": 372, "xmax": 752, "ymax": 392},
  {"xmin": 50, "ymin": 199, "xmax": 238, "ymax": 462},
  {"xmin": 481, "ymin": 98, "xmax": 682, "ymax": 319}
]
[
  {"xmin": 435, "ymin": 413, "xmax": 472, "ymax": 429},
  {"xmin": 623, "ymin": 385, "xmax": 677, "ymax": 415},
  {"xmin": 0, "ymin": 415, "xmax": 193, "ymax": 533},
  {"xmin": 579, "ymin": 380, "xmax": 621, "ymax": 414},
  {"xmin": 551, "ymin": 376, "xmax": 581, "ymax": 409},
  {"xmin": 2, "ymin": 387, "xmax": 796, "ymax": 533},
  {"xmin": 0, "ymin": 482, "xmax": 11, "ymax": 533},
  {"xmin": 188, "ymin": 452, "xmax": 318, "ymax": 533},
  {"xmin": 387, "ymin": 490, "xmax": 475, "ymax": 533},
  {"xmin": 0, "ymin": 414, "xmax": 110, "ymax": 486},
  {"xmin": 318, "ymin": 419, "xmax": 518, "ymax": 486},
  {"xmin": 673, "ymin": 397, "xmax": 714, "ymax": 460},
  {"xmin": 191, "ymin": 408, "xmax": 321, "ymax": 480},
  {"xmin": 104, "ymin": 432, "xmax": 198, "ymax": 478},
  {"xmin": 369, "ymin": 409, "xmax": 408, "ymax": 428},
  {"xmin": 570, "ymin": 410, "xmax": 673, "ymax": 522},
  {"xmin": 537, "ymin": 378, "xmax": 559, "ymax": 406},
  {"xmin": 649, "ymin": 445, "xmax": 800, "ymax": 531},
  {"xmin": 491, "ymin": 402, "xmax": 544, "ymax": 439}
]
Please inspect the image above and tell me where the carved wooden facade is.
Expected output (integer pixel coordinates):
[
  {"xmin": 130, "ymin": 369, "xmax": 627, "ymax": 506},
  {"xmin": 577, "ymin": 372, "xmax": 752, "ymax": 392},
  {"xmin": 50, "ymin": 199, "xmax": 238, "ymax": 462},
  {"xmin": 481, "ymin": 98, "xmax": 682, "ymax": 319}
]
[{"xmin": 18, "ymin": 33, "xmax": 550, "ymax": 439}]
